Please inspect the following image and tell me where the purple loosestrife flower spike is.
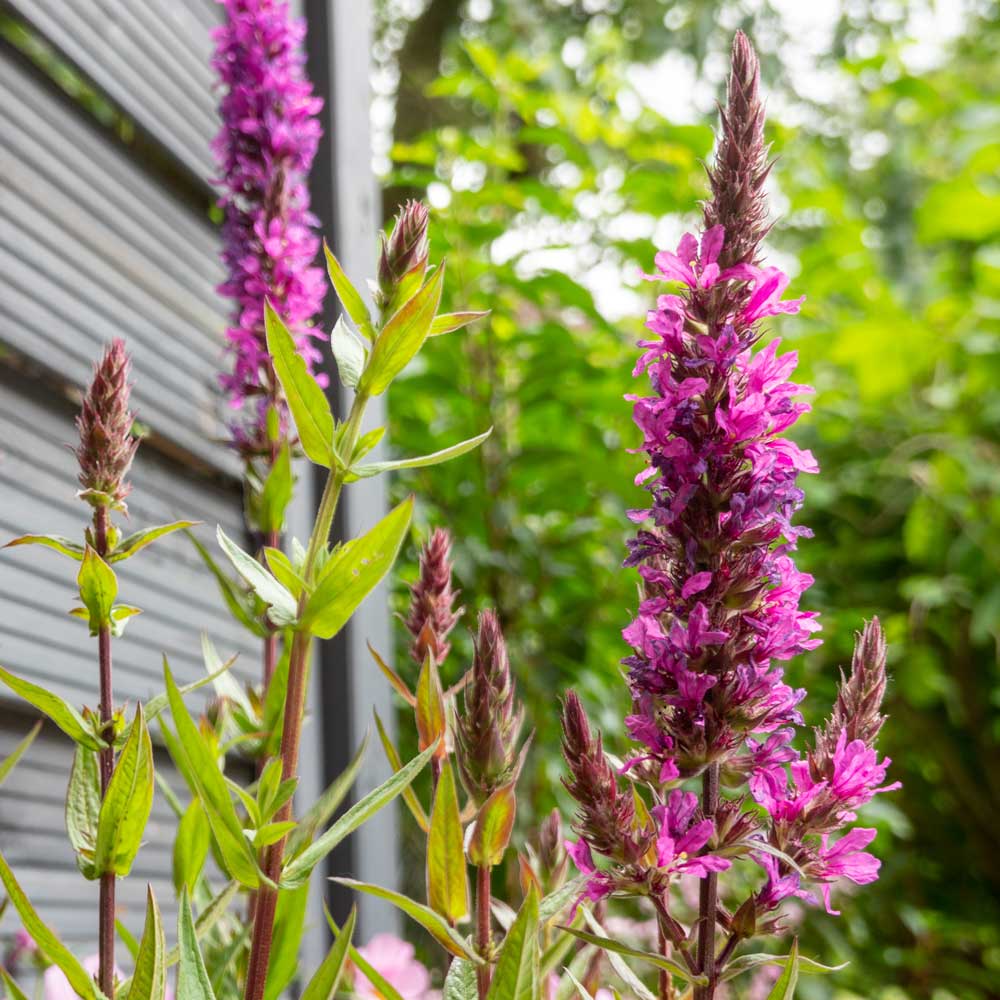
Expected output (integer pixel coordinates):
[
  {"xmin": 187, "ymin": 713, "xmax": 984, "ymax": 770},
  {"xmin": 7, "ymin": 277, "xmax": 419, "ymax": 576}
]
[
  {"xmin": 212, "ymin": 0, "xmax": 326, "ymax": 455},
  {"xmin": 377, "ymin": 200, "xmax": 430, "ymax": 309},
  {"xmin": 405, "ymin": 528, "xmax": 463, "ymax": 666},
  {"xmin": 455, "ymin": 610, "xmax": 524, "ymax": 805},
  {"xmin": 76, "ymin": 339, "xmax": 139, "ymax": 511}
]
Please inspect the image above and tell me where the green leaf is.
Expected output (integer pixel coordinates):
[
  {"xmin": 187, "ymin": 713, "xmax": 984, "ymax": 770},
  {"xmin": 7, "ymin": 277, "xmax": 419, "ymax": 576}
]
[
  {"xmin": 0, "ymin": 720, "xmax": 41, "ymax": 787},
  {"xmin": 126, "ymin": 886, "xmax": 167, "ymax": 1000},
  {"xmin": 360, "ymin": 262, "xmax": 446, "ymax": 395},
  {"xmin": 324, "ymin": 243, "xmax": 375, "ymax": 339},
  {"xmin": 352, "ymin": 425, "xmax": 386, "ymax": 462},
  {"xmin": 94, "ymin": 705, "xmax": 154, "ymax": 877},
  {"xmin": 0, "ymin": 967, "xmax": 31, "ymax": 1000},
  {"xmin": 581, "ymin": 910, "xmax": 656, "ymax": 1000},
  {"xmin": 326, "ymin": 909, "xmax": 405, "ymax": 1000},
  {"xmin": 0, "ymin": 849, "xmax": 103, "ymax": 999},
  {"xmin": 0, "ymin": 665, "xmax": 105, "ymax": 750},
  {"xmin": 332, "ymin": 878, "xmax": 481, "ymax": 961},
  {"xmin": 108, "ymin": 604, "xmax": 143, "ymax": 638},
  {"xmin": 766, "ymin": 939, "xmax": 800, "ymax": 999},
  {"xmin": 427, "ymin": 759, "xmax": 469, "ymax": 923},
  {"xmin": 216, "ymin": 526, "xmax": 298, "ymax": 628},
  {"xmin": 301, "ymin": 905, "xmax": 356, "ymax": 1000},
  {"xmin": 282, "ymin": 742, "xmax": 436, "ymax": 887},
  {"xmin": 264, "ymin": 882, "xmax": 310, "ymax": 1000},
  {"xmin": 162, "ymin": 882, "xmax": 240, "ymax": 969},
  {"xmin": 77, "ymin": 545, "xmax": 118, "ymax": 634},
  {"xmin": 3, "ymin": 533, "xmax": 84, "ymax": 560},
  {"xmin": 721, "ymin": 951, "xmax": 847, "ymax": 983},
  {"xmin": 300, "ymin": 497, "xmax": 413, "ymax": 639},
  {"xmin": 117, "ymin": 919, "xmax": 142, "ymax": 961},
  {"xmin": 443, "ymin": 958, "xmax": 478, "ymax": 1000},
  {"xmin": 468, "ymin": 784, "xmax": 516, "ymax": 868},
  {"xmin": 330, "ymin": 316, "xmax": 367, "ymax": 389},
  {"xmin": 286, "ymin": 728, "xmax": 370, "ymax": 859},
  {"xmin": 265, "ymin": 300, "xmax": 335, "ymax": 468},
  {"xmin": 368, "ymin": 642, "xmax": 415, "ymax": 705},
  {"xmin": 264, "ymin": 547, "xmax": 307, "ymax": 600},
  {"xmin": 163, "ymin": 662, "xmax": 259, "ymax": 888},
  {"xmin": 558, "ymin": 927, "xmax": 706, "ymax": 985},
  {"xmin": 110, "ymin": 521, "xmax": 200, "ymax": 562},
  {"xmin": 373, "ymin": 709, "xmax": 429, "ymax": 832},
  {"xmin": 66, "ymin": 744, "xmax": 101, "ymax": 877},
  {"xmin": 253, "ymin": 821, "xmax": 298, "ymax": 848},
  {"xmin": 187, "ymin": 532, "xmax": 267, "ymax": 638},
  {"xmin": 415, "ymin": 651, "xmax": 446, "ymax": 754},
  {"xmin": 255, "ymin": 445, "xmax": 295, "ymax": 536},
  {"xmin": 563, "ymin": 970, "xmax": 595, "ymax": 1000},
  {"xmin": 539, "ymin": 877, "xmax": 586, "ymax": 924},
  {"xmin": 349, "ymin": 427, "xmax": 492, "ymax": 479},
  {"xmin": 177, "ymin": 888, "xmax": 218, "ymax": 1000},
  {"xmin": 429, "ymin": 310, "xmax": 490, "ymax": 336},
  {"xmin": 173, "ymin": 798, "xmax": 211, "ymax": 893},
  {"xmin": 486, "ymin": 884, "xmax": 540, "ymax": 1000}
]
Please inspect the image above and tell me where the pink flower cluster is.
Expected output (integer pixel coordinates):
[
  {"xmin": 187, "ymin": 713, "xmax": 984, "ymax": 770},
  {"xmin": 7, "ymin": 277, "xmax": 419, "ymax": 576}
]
[
  {"xmin": 623, "ymin": 225, "xmax": 818, "ymax": 782},
  {"xmin": 212, "ymin": 0, "xmax": 326, "ymax": 451}
]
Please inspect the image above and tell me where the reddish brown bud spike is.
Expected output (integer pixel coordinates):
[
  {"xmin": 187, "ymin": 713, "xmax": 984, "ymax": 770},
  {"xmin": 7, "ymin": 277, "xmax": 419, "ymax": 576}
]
[
  {"xmin": 405, "ymin": 527, "xmax": 462, "ymax": 666},
  {"xmin": 704, "ymin": 31, "xmax": 771, "ymax": 270},
  {"xmin": 76, "ymin": 339, "xmax": 139, "ymax": 510}
]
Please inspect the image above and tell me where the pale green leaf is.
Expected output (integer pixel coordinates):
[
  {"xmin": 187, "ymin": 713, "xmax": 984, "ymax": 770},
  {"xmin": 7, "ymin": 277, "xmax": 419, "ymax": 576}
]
[
  {"xmin": 216, "ymin": 526, "xmax": 297, "ymax": 628},
  {"xmin": 486, "ymin": 884, "xmax": 540, "ymax": 1000},
  {"xmin": 126, "ymin": 886, "xmax": 167, "ymax": 1000},
  {"xmin": 331, "ymin": 315, "xmax": 367, "ymax": 389},
  {"xmin": 111, "ymin": 522, "xmax": 200, "ymax": 563},
  {"xmin": 0, "ymin": 665, "xmax": 105, "ymax": 750},
  {"xmin": 177, "ymin": 888, "xmax": 217, "ymax": 1000},
  {"xmin": 427, "ymin": 759, "xmax": 469, "ymax": 922},
  {"xmin": 301, "ymin": 906, "xmax": 356, "ymax": 1000},
  {"xmin": 349, "ymin": 427, "xmax": 492, "ymax": 479}
]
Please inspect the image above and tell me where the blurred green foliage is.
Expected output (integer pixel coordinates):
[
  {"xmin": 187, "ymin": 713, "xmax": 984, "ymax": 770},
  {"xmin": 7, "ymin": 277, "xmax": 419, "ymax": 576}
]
[{"xmin": 376, "ymin": 1, "xmax": 1000, "ymax": 996}]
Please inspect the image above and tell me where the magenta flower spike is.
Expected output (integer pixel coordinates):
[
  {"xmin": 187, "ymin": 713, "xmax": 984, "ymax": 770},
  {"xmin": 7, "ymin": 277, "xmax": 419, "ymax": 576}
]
[
  {"xmin": 560, "ymin": 32, "xmax": 897, "ymax": 997},
  {"xmin": 212, "ymin": 0, "xmax": 326, "ymax": 455}
]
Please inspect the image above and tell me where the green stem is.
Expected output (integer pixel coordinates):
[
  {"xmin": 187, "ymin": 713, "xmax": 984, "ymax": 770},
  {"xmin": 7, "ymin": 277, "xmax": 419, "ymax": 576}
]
[
  {"xmin": 242, "ymin": 388, "xmax": 371, "ymax": 1000},
  {"xmin": 476, "ymin": 864, "xmax": 492, "ymax": 1000}
]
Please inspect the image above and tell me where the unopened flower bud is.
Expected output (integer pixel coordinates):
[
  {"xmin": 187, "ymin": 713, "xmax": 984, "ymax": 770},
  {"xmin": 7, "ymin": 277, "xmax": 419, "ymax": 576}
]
[
  {"xmin": 455, "ymin": 610, "xmax": 524, "ymax": 804},
  {"xmin": 75, "ymin": 340, "xmax": 139, "ymax": 510},
  {"xmin": 405, "ymin": 528, "xmax": 462, "ymax": 666},
  {"xmin": 377, "ymin": 200, "xmax": 430, "ymax": 307}
]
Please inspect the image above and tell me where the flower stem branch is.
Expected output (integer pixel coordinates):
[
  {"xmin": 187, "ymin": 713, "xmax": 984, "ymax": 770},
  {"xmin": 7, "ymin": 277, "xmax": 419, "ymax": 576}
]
[{"xmin": 695, "ymin": 763, "xmax": 720, "ymax": 1000}]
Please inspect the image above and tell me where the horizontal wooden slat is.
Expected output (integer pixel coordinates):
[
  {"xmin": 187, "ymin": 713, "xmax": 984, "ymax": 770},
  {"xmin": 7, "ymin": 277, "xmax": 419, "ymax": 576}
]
[
  {"xmin": 0, "ymin": 370, "xmax": 259, "ymax": 711},
  {"xmin": 6, "ymin": 0, "xmax": 222, "ymax": 182},
  {"xmin": 0, "ymin": 54, "xmax": 240, "ymax": 477}
]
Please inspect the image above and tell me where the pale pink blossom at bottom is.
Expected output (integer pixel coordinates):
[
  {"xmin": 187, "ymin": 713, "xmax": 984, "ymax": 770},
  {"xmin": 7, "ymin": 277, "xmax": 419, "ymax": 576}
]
[
  {"xmin": 355, "ymin": 934, "xmax": 440, "ymax": 1000},
  {"xmin": 43, "ymin": 954, "xmax": 174, "ymax": 1000}
]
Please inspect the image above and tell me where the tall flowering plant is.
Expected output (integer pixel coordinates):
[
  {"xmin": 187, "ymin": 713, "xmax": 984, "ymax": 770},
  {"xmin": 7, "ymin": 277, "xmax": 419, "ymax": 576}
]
[{"xmin": 560, "ymin": 32, "xmax": 899, "ymax": 1000}]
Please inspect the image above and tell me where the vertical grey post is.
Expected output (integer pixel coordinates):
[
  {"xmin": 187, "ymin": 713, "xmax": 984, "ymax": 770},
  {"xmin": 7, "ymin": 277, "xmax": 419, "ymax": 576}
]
[{"xmin": 304, "ymin": 0, "xmax": 401, "ymax": 939}]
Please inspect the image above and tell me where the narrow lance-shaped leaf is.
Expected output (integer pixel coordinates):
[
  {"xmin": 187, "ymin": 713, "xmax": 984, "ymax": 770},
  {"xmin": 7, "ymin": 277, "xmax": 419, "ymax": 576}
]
[
  {"xmin": 300, "ymin": 497, "xmax": 414, "ymax": 640},
  {"xmin": 176, "ymin": 888, "xmax": 218, "ymax": 1000},
  {"xmin": 0, "ymin": 666, "xmax": 105, "ymax": 751},
  {"xmin": 66, "ymin": 744, "xmax": 101, "ymax": 877},
  {"xmin": 77, "ymin": 545, "xmax": 118, "ymax": 634},
  {"xmin": 0, "ymin": 849, "xmax": 103, "ymax": 1000},
  {"xmin": 349, "ymin": 426, "xmax": 493, "ymax": 480},
  {"xmin": 187, "ymin": 532, "xmax": 267, "ymax": 638},
  {"xmin": 429, "ymin": 310, "xmax": 490, "ymax": 337},
  {"xmin": 360, "ymin": 261, "xmax": 446, "ymax": 396},
  {"xmin": 324, "ymin": 243, "xmax": 375, "ymax": 339},
  {"xmin": 720, "ymin": 951, "xmax": 847, "ymax": 983},
  {"xmin": 0, "ymin": 968, "xmax": 31, "ymax": 1000},
  {"xmin": 581, "ymin": 910, "xmax": 656, "ymax": 1000},
  {"xmin": 286, "ymin": 727, "xmax": 370, "ymax": 859},
  {"xmin": 93, "ymin": 705, "xmax": 154, "ymax": 877},
  {"xmin": 415, "ymin": 651, "xmax": 446, "ymax": 754},
  {"xmin": 216, "ymin": 526, "xmax": 298, "ymax": 628},
  {"xmin": 173, "ymin": 798, "xmax": 211, "ymax": 893},
  {"xmin": 486, "ymin": 884, "xmax": 540, "ymax": 1000},
  {"xmin": 282, "ymin": 742, "xmax": 436, "ymax": 887},
  {"xmin": 330, "ymin": 315, "xmax": 367, "ymax": 389},
  {"xmin": 326, "ymin": 909, "xmax": 404, "ymax": 1000},
  {"xmin": 300, "ymin": 905, "xmax": 356, "ymax": 1000},
  {"xmin": 0, "ymin": 720, "xmax": 41, "ymax": 787},
  {"xmin": 110, "ymin": 521, "xmax": 200, "ymax": 562},
  {"xmin": 765, "ymin": 939, "xmax": 800, "ymax": 1000},
  {"xmin": 142, "ymin": 655, "xmax": 240, "ymax": 730},
  {"xmin": 373, "ymin": 709, "xmax": 429, "ymax": 833},
  {"xmin": 255, "ymin": 445, "xmax": 294, "ymax": 536},
  {"xmin": 264, "ymin": 883, "xmax": 310, "ymax": 1000},
  {"xmin": 427, "ymin": 759, "xmax": 469, "ymax": 923},
  {"xmin": 443, "ymin": 958, "xmax": 478, "ymax": 1000},
  {"xmin": 331, "ymin": 878, "xmax": 482, "ymax": 962},
  {"xmin": 265, "ymin": 300, "xmax": 335, "ymax": 468},
  {"xmin": 3, "ymin": 534, "xmax": 85, "ymax": 560},
  {"xmin": 163, "ymin": 661, "xmax": 259, "ymax": 888},
  {"xmin": 557, "ymin": 927, "xmax": 706, "ymax": 986},
  {"xmin": 126, "ymin": 886, "xmax": 167, "ymax": 1000},
  {"xmin": 468, "ymin": 784, "xmax": 516, "ymax": 868}
]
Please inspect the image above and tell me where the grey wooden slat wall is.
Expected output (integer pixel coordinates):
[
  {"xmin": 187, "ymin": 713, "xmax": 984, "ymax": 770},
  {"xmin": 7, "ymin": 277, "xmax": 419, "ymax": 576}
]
[{"xmin": 0, "ymin": 0, "xmax": 252, "ymax": 971}]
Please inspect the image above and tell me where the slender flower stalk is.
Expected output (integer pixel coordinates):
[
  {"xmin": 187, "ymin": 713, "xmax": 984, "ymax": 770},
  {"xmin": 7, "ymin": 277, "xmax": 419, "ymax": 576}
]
[
  {"xmin": 76, "ymin": 340, "xmax": 138, "ymax": 999},
  {"xmin": 560, "ymin": 31, "xmax": 897, "ymax": 1000}
]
